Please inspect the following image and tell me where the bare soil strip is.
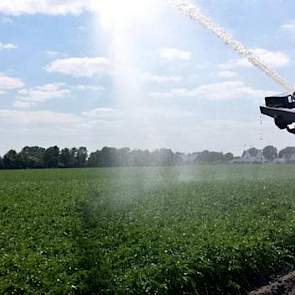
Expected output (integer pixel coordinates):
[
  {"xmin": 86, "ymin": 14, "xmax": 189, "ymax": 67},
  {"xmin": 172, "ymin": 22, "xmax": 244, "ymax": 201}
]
[{"xmin": 249, "ymin": 272, "xmax": 295, "ymax": 295}]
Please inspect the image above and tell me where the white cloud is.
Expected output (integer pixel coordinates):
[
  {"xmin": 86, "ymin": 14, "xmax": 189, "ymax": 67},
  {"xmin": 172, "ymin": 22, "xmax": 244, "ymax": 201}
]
[
  {"xmin": 15, "ymin": 83, "xmax": 71, "ymax": 108},
  {"xmin": 45, "ymin": 50, "xmax": 67, "ymax": 58},
  {"xmin": 218, "ymin": 70, "xmax": 238, "ymax": 79},
  {"xmin": 14, "ymin": 82, "xmax": 105, "ymax": 109},
  {"xmin": 0, "ymin": 42, "xmax": 17, "ymax": 50},
  {"xmin": 160, "ymin": 48, "xmax": 191, "ymax": 61},
  {"xmin": 82, "ymin": 108, "xmax": 120, "ymax": 120},
  {"xmin": 1, "ymin": 105, "xmax": 295, "ymax": 156},
  {"xmin": 251, "ymin": 49, "xmax": 289, "ymax": 68},
  {"xmin": 281, "ymin": 21, "xmax": 295, "ymax": 30},
  {"xmin": 220, "ymin": 48, "xmax": 290, "ymax": 69},
  {"xmin": 13, "ymin": 101, "xmax": 35, "ymax": 109},
  {"xmin": 0, "ymin": 0, "xmax": 92, "ymax": 16},
  {"xmin": 190, "ymin": 81, "xmax": 273, "ymax": 101},
  {"xmin": 74, "ymin": 84, "xmax": 105, "ymax": 91},
  {"xmin": 46, "ymin": 57, "xmax": 110, "ymax": 77},
  {"xmin": 143, "ymin": 72, "xmax": 182, "ymax": 83},
  {"xmin": 150, "ymin": 81, "xmax": 273, "ymax": 101},
  {"xmin": 0, "ymin": 73, "xmax": 24, "ymax": 91},
  {"xmin": 0, "ymin": 109, "xmax": 81, "ymax": 125}
]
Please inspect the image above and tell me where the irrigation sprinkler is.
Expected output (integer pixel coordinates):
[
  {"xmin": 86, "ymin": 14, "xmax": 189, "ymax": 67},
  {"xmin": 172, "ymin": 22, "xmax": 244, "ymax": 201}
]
[{"xmin": 171, "ymin": 0, "xmax": 295, "ymax": 132}]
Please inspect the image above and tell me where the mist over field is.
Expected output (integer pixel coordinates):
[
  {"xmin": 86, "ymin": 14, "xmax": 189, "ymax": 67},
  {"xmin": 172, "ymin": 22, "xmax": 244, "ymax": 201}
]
[{"xmin": 1, "ymin": 166, "xmax": 295, "ymax": 294}]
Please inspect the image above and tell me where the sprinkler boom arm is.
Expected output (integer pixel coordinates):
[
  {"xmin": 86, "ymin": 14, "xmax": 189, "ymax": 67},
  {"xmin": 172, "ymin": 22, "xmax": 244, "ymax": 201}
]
[
  {"xmin": 170, "ymin": 0, "xmax": 295, "ymax": 133},
  {"xmin": 171, "ymin": 0, "xmax": 294, "ymax": 93}
]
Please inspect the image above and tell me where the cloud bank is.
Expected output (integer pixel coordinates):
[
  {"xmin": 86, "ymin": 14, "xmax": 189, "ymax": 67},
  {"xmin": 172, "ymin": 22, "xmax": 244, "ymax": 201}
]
[{"xmin": 46, "ymin": 57, "xmax": 110, "ymax": 77}]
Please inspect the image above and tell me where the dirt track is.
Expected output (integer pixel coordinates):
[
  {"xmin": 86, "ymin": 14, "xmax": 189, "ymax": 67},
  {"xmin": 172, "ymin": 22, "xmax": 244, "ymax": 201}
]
[{"xmin": 249, "ymin": 272, "xmax": 295, "ymax": 295}]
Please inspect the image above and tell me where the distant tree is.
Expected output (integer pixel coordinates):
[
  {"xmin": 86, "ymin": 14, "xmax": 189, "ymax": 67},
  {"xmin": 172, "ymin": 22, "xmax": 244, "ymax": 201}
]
[
  {"xmin": 150, "ymin": 149, "xmax": 175, "ymax": 166},
  {"xmin": 209, "ymin": 152, "xmax": 224, "ymax": 163},
  {"xmin": 87, "ymin": 150, "xmax": 100, "ymax": 167},
  {"xmin": 160, "ymin": 149, "xmax": 174, "ymax": 166},
  {"xmin": 0, "ymin": 145, "xmax": 247, "ymax": 169},
  {"xmin": 196, "ymin": 150, "xmax": 225, "ymax": 164},
  {"xmin": 69, "ymin": 148, "xmax": 78, "ymax": 167},
  {"xmin": 117, "ymin": 148, "xmax": 130, "ymax": 166},
  {"xmin": 166, "ymin": 149, "xmax": 175, "ymax": 165},
  {"xmin": 100, "ymin": 147, "xmax": 118, "ymax": 167},
  {"xmin": 3, "ymin": 150, "xmax": 19, "ymax": 169},
  {"xmin": 247, "ymin": 148, "xmax": 260, "ymax": 158},
  {"xmin": 59, "ymin": 148, "xmax": 71, "ymax": 168},
  {"xmin": 150, "ymin": 150, "xmax": 160, "ymax": 166},
  {"xmin": 141, "ymin": 149, "xmax": 151, "ymax": 166},
  {"xmin": 174, "ymin": 152, "xmax": 185, "ymax": 165},
  {"xmin": 19, "ymin": 146, "xmax": 45, "ymax": 168},
  {"xmin": 224, "ymin": 152, "xmax": 234, "ymax": 162},
  {"xmin": 88, "ymin": 147, "xmax": 118, "ymax": 167},
  {"xmin": 263, "ymin": 146, "xmax": 278, "ymax": 162},
  {"xmin": 77, "ymin": 147, "xmax": 88, "ymax": 167},
  {"xmin": 127, "ymin": 149, "xmax": 149, "ymax": 166},
  {"xmin": 196, "ymin": 150, "xmax": 210, "ymax": 163},
  {"xmin": 43, "ymin": 146, "xmax": 60, "ymax": 168}
]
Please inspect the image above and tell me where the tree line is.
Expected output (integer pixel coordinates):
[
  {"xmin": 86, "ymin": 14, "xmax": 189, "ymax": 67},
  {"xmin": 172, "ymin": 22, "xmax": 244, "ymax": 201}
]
[
  {"xmin": 0, "ymin": 147, "xmax": 88, "ymax": 169},
  {"xmin": 0, "ymin": 146, "xmax": 235, "ymax": 169},
  {"xmin": 1, "ymin": 145, "xmax": 295, "ymax": 170},
  {"xmin": 246, "ymin": 146, "xmax": 295, "ymax": 162}
]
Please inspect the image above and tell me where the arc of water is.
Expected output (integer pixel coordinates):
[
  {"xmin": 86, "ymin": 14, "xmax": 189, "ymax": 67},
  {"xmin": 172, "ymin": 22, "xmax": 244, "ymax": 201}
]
[{"xmin": 172, "ymin": 0, "xmax": 294, "ymax": 93}]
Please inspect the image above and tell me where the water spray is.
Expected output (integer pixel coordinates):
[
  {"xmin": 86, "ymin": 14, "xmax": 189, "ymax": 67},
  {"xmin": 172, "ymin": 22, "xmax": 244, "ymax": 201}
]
[{"xmin": 171, "ymin": 0, "xmax": 294, "ymax": 93}]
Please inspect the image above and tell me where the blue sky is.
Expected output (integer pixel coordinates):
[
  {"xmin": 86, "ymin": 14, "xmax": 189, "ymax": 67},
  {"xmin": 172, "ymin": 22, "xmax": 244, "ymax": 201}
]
[{"xmin": 0, "ymin": 0, "xmax": 295, "ymax": 155}]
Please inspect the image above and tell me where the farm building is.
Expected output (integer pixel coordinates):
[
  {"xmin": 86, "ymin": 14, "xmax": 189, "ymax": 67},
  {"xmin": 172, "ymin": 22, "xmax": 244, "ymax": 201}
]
[{"xmin": 240, "ymin": 148, "xmax": 265, "ymax": 163}]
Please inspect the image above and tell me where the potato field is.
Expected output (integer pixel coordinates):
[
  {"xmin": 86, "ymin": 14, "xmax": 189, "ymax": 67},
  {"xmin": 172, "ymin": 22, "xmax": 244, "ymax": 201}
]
[{"xmin": 1, "ymin": 165, "xmax": 295, "ymax": 294}]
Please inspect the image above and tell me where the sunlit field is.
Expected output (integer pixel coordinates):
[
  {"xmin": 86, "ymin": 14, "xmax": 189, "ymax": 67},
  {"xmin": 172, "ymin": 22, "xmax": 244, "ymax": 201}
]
[{"xmin": 1, "ymin": 165, "xmax": 295, "ymax": 294}]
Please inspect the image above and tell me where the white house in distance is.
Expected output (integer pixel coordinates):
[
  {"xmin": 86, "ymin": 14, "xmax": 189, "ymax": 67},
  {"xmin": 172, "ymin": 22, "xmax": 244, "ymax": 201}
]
[{"xmin": 239, "ymin": 149, "xmax": 265, "ymax": 163}]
